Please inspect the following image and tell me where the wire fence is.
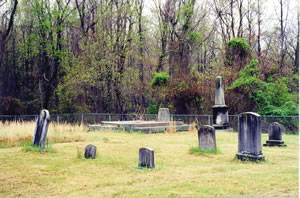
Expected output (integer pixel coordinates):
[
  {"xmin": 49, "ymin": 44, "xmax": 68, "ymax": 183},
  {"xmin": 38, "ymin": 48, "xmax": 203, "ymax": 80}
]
[{"xmin": 0, "ymin": 113, "xmax": 298, "ymax": 134}]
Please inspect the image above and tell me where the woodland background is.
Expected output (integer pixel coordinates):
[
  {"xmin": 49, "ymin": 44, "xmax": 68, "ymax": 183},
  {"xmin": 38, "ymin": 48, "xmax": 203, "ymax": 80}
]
[{"xmin": 0, "ymin": 0, "xmax": 298, "ymax": 116}]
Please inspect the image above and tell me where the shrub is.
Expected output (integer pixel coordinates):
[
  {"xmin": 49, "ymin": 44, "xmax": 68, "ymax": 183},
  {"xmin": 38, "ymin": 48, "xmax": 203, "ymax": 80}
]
[{"xmin": 151, "ymin": 72, "xmax": 170, "ymax": 87}]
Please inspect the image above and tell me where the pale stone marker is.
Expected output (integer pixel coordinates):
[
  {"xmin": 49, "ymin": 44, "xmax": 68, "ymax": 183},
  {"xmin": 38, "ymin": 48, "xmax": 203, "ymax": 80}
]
[
  {"xmin": 198, "ymin": 125, "xmax": 216, "ymax": 150},
  {"xmin": 158, "ymin": 108, "xmax": 170, "ymax": 122},
  {"xmin": 236, "ymin": 112, "xmax": 265, "ymax": 161},
  {"xmin": 263, "ymin": 122, "xmax": 286, "ymax": 147},
  {"xmin": 138, "ymin": 147, "xmax": 155, "ymax": 168},
  {"xmin": 212, "ymin": 76, "xmax": 229, "ymax": 129},
  {"xmin": 32, "ymin": 109, "xmax": 50, "ymax": 149},
  {"xmin": 84, "ymin": 144, "xmax": 97, "ymax": 159}
]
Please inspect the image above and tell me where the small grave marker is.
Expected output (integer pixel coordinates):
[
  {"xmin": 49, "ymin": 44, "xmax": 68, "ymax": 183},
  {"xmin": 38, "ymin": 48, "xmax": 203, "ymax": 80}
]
[
  {"xmin": 84, "ymin": 144, "xmax": 97, "ymax": 159},
  {"xmin": 263, "ymin": 122, "xmax": 286, "ymax": 147},
  {"xmin": 138, "ymin": 147, "xmax": 155, "ymax": 168},
  {"xmin": 198, "ymin": 125, "xmax": 216, "ymax": 150}
]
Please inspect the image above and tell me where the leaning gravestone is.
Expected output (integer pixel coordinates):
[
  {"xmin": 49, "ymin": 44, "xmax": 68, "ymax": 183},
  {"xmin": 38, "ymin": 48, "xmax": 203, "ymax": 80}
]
[
  {"xmin": 158, "ymin": 108, "xmax": 170, "ymax": 122},
  {"xmin": 263, "ymin": 122, "xmax": 286, "ymax": 147},
  {"xmin": 32, "ymin": 109, "xmax": 50, "ymax": 149},
  {"xmin": 84, "ymin": 144, "xmax": 97, "ymax": 159},
  {"xmin": 198, "ymin": 125, "xmax": 216, "ymax": 150},
  {"xmin": 138, "ymin": 147, "xmax": 155, "ymax": 168},
  {"xmin": 236, "ymin": 112, "xmax": 265, "ymax": 161},
  {"xmin": 212, "ymin": 76, "xmax": 229, "ymax": 129}
]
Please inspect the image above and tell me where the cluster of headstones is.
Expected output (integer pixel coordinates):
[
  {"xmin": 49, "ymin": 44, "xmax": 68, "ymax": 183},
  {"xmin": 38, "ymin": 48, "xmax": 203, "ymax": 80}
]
[
  {"xmin": 33, "ymin": 107, "xmax": 286, "ymax": 167},
  {"xmin": 198, "ymin": 112, "xmax": 287, "ymax": 161}
]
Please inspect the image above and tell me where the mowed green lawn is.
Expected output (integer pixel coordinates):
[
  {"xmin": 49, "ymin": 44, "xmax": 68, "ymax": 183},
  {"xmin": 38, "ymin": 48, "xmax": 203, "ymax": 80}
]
[{"xmin": 0, "ymin": 130, "xmax": 298, "ymax": 197}]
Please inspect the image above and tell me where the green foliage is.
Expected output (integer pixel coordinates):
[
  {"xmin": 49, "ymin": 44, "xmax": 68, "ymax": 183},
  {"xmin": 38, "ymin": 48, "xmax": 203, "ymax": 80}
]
[
  {"xmin": 228, "ymin": 60, "xmax": 299, "ymax": 116},
  {"xmin": 146, "ymin": 100, "xmax": 160, "ymax": 114},
  {"xmin": 227, "ymin": 38, "xmax": 250, "ymax": 51},
  {"xmin": 151, "ymin": 72, "xmax": 170, "ymax": 87}
]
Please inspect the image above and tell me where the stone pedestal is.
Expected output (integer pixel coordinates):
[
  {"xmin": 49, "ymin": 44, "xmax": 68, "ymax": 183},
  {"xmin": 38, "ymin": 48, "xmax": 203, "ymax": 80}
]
[
  {"xmin": 212, "ymin": 105, "xmax": 229, "ymax": 129},
  {"xmin": 198, "ymin": 125, "xmax": 216, "ymax": 150},
  {"xmin": 263, "ymin": 122, "xmax": 286, "ymax": 147},
  {"xmin": 138, "ymin": 147, "xmax": 155, "ymax": 168},
  {"xmin": 32, "ymin": 109, "xmax": 50, "ymax": 149},
  {"xmin": 158, "ymin": 108, "xmax": 170, "ymax": 122},
  {"xmin": 236, "ymin": 112, "xmax": 265, "ymax": 161}
]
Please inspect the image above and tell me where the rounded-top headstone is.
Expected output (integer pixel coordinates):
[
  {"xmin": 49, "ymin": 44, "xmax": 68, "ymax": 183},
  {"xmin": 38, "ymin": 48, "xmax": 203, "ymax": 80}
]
[
  {"xmin": 85, "ymin": 144, "xmax": 97, "ymax": 159},
  {"xmin": 268, "ymin": 122, "xmax": 283, "ymax": 140},
  {"xmin": 158, "ymin": 108, "xmax": 170, "ymax": 122},
  {"xmin": 198, "ymin": 125, "xmax": 216, "ymax": 150}
]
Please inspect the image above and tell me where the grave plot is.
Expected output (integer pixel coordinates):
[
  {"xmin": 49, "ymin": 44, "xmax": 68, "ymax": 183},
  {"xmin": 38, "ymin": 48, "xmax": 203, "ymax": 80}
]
[{"xmin": 88, "ymin": 108, "xmax": 191, "ymax": 133}]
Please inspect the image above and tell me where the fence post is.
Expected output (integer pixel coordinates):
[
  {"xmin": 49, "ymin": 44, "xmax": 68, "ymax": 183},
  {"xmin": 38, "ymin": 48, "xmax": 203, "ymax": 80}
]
[
  {"xmin": 81, "ymin": 113, "xmax": 84, "ymax": 125},
  {"xmin": 109, "ymin": 114, "xmax": 111, "ymax": 121},
  {"xmin": 57, "ymin": 115, "xmax": 60, "ymax": 124},
  {"xmin": 208, "ymin": 115, "xmax": 211, "ymax": 125}
]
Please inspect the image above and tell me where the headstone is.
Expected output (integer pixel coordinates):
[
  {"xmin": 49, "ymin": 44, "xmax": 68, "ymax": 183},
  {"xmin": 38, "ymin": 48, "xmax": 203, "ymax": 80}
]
[
  {"xmin": 198, "ymin": 125, "xmax": 216, "ymax": 150},
  {"xmin": 158, "ymin": 108, "xmax": 170, "ymax": 122},
  {"xmin": 263, "ymin": 122, "xmax": 286, "ymax": 147},
  {"xmin": 32, "ymin": 109, "xmax": 50, "ymax": 149},
  {"xmin": 236, "ymin": 112, "xmax": 265, "ymax": 161},
  {"xmin": 138, "ymin": 147, "xmax": 155, "ymax": 168},
  {"xmin": 212, "ymin": 76, "xmax": 229, "ymax": 129},
  {"xmin": 84, "ymin": 144, "xmax": 97, "ymax": 159}
]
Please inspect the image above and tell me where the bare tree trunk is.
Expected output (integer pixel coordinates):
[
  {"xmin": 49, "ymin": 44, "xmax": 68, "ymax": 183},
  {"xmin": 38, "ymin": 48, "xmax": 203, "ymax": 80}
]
[{"xmin": 257, "ymin": 0, "xmax": 262, "ymax": 57}]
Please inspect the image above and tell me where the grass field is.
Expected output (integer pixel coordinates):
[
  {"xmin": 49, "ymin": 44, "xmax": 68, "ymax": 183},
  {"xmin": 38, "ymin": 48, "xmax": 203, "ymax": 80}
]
[{"xmin": 0, "ymin": 122, "xmax": 298, "ymax": 197}]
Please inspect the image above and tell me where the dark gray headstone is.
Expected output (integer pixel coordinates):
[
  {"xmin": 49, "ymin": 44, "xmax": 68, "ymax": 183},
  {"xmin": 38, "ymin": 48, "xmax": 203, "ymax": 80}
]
[
  {"xmin": 198, "ymin": 125, "xmax": 216, "ymax": 150},
  {"xmin": 263, "ymin": 122, "xmax": 286, "ymax": 147},
  {"xmin": 138, "ymin": 147, "xmax": 155, "ymax": 168},
  {"xmin": 212, "ymin": 76, "xmax": 229, "ymax": 129},
  {"xmin": 32, "ymin": 109, "xmax": 50, "ymax": 149},
  {"xmin": 158, "ymin": 108, "xmax": 170, "ymax": 122},
  {"xmin": 84, "ymin": 144, "xmax": 97, "ymax": 159},
  {"xmin": 236, "ymin": 112, "xmax": 265, "ymax": 161}
]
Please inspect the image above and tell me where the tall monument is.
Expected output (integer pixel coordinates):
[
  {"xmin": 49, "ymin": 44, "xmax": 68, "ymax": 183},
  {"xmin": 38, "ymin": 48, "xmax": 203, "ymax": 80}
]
[{"xmin": 212, "ymin": 76, "xmax": 229, "ymax": 129}]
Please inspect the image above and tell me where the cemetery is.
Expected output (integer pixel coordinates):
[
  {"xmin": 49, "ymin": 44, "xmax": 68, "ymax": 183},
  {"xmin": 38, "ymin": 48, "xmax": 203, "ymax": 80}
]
[
  {"xmin": 0, "ymin": 0, "xmax": 298, "ymax": 196},
  {"xmin": 0, "ymin": 75, "xmax": 298, "ymax": 197}
]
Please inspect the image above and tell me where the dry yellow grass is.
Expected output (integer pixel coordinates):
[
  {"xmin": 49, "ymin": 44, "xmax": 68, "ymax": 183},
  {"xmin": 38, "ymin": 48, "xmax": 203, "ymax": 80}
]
[
  {"xmin": 0, "ymin": 123, "xmax": 298, "ymax": 197},
  {"xmin": 0, "ymin": 121, "xmax": 86, "ymax": 147}
]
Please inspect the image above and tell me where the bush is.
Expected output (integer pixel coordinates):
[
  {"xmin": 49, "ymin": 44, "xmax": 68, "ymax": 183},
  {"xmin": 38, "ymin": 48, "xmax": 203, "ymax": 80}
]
[
  {"xmin": 227, "ymin": 38, "xmax": 250, "ymax": 51},
  {"xmin": 151, "ymin": 72, "xmax": 170, "ymax": 87},
  {"xmin": 146, "ymin": 100, "xmax": 160, "ymax": 114}
]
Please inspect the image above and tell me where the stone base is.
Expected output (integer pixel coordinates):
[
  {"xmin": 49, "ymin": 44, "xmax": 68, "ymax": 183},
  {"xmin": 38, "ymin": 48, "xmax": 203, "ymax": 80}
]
[
  {"xmin": 236, "ymin": 152, "xmax": 265, "ymax": 161},
  {"xmin": 263, "ymin": 140, "xmax": 287, "ymax": 147},
  {"xmin": 214, "ymin": 127, "xmax": 233, "ymax": 132},
  {"xmin": 213, "ymin": 124, "xmax": 230, "ymax": 130}
]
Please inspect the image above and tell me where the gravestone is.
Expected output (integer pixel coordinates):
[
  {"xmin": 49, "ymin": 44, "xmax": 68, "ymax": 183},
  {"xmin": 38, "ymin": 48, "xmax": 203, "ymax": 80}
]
[
  {"xmin": 84, "ymin": 144, "xmax": 97, "ymax": 159},
  {"xmin": 198, "ymin": 125, "xmax": 216, "ymax": 150},
  {"xmin": 138, "ymin": 147, "xmax": 155, "ymax": 168},
  {"xmin": 263, "ymin": 122, "xmax": 286, "ymax": 147},
  {"xmin": 212, "ymin": 76, "xmax": 229, "ymax": 129},
  {"xmin": 158, "ymin": 108, "xmax": 170, "ymax": 122},
  {"xmin": 32, "ymin": 109, "xmax": 50, "ymax": 149},
  {"xmin": 236, "ymin": 112, "xmax": 265, "ymax": 161}
]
